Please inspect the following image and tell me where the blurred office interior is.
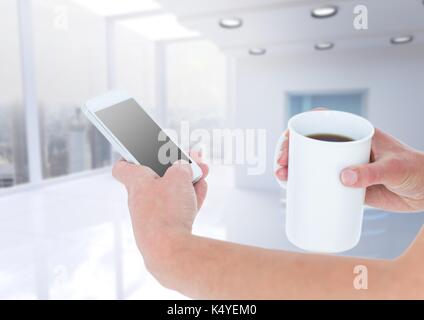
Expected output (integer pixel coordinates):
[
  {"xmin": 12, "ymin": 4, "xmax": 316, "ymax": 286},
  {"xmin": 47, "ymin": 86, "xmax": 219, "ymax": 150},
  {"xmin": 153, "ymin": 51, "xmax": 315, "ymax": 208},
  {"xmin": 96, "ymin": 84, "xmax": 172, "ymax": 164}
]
[{"xmin": 0, "ymin": 0, "xmax": 424, "ymax": 299}]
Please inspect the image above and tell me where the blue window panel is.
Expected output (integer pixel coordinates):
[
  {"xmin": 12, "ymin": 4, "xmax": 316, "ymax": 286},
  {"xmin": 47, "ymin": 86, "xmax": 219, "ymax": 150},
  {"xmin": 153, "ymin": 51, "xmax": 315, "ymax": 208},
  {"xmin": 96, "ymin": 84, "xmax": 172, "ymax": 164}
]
[{"xmin": 288, "ymin": 93, "xmax": 365, "ymax": 119}]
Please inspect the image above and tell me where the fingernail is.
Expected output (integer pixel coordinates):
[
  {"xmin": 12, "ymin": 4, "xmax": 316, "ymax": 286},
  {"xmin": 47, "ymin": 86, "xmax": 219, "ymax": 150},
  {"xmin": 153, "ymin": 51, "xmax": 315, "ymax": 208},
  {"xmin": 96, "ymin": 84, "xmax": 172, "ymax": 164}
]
[{"xmin": 341, "ymin": 169, "xmax": 358, "ymax": 186}]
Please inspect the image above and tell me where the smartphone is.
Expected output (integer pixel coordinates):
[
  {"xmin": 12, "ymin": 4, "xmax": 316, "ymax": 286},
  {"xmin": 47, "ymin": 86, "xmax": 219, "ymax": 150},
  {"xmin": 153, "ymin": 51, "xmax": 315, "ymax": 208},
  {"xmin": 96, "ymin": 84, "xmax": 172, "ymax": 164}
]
[{"xmin": 82, "ymin": 90, "xmax": 203, "ymax": 183}]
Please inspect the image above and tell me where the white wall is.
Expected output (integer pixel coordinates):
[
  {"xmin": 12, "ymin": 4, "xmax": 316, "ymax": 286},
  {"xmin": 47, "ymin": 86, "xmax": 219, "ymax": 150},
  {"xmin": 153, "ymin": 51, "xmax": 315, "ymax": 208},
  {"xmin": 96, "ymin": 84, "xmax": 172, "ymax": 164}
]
[{"xmin": 233, "ymin": 45, "xmax": 424, "ymax": 190}]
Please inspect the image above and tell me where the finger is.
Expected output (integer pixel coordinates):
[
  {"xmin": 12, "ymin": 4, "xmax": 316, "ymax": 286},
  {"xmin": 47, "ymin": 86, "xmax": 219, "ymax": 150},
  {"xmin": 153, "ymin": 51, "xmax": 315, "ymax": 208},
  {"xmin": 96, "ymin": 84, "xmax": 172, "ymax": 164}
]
[
  {"xmin": 189, "ymin": 149, "xmax": 202, "ymax": 161},
  {"xmin": 275, "ymin": 167, "xmax": 288, "ymax": 181},
  {"xmin": 112, "ymin": 160, "xmax": 157, "ymax": 186},
  {"xmin": 197, "ymin": 162, "xmax": 209, "ymax": 179},
  {"xmin": 279, "ymin": 135, "xmax": 289, "ymax": 151},
  {"xmin": 341, "ymin": 161, "xmax": 386, "ymax": 188},
  {"xmin": 277, "ymin": 151, "xmax": 288, "ymax": 167},
  {"xmin": 112, "ymin": 160, "xmax": 137, "ymax": 184},
  {"xmin": 278, "ymin": 141, "xmax": 289, "ymax": 166},
  {"xmin": 164, "ymin": 160, "xmax": 193, "ymax": 183},
  {"xmin": 312, "ymin": 107, "xmax": 328, "ymax": 111},
  {"xmin": 189, "ymin": 151, "xmax": 209, "ymax": 179},
  {"xmin": 188, "ymin": 151, "xmax": 209, "ymax": 208},
  {"xmin": 194, "ymin": 179, "xmax": 208, "ymax": 210}
]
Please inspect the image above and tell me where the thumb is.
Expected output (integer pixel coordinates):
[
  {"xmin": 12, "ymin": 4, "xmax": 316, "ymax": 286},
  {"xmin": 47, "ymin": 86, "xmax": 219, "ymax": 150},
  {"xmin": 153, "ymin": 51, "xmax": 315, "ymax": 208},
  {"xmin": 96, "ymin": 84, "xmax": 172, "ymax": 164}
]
[
  {"xmin": 163, "ymin": 160, "xmax": 193, "ymax": 182},
  {"xmin": 341, "ymin": 161, "xmax": 385, "ymax": 188}
]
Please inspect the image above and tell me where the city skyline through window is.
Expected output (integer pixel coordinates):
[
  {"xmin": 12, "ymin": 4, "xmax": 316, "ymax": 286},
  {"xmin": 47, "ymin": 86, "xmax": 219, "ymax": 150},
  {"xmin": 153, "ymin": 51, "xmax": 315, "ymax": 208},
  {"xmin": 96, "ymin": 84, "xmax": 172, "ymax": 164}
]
[
  {"xmin": 0, "ymin": 0, "xmax": 227, "ymax": 188},
  {"xmin": 0, "ymin": 0, "xmax": 29, "ymax": 188}
]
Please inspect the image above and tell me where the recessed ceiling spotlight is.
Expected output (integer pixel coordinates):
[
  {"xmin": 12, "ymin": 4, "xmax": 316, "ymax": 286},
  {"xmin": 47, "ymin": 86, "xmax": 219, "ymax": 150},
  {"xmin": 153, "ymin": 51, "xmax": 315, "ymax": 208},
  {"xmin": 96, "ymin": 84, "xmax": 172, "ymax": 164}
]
[
  {"xmin": 314, "ymin": 42, "xmax": 334, "ymax": 50},
  {"xmin": 249, "ymin": 48, "xmax": 267, "ymax": 56},
  {"xmin": 219, "ymin": 17, "xmax": 243, "ymax": 29},
  {"xmin": 390, "ymin": 35, "xmax": 414, "ymax": 45},
  {"xmin": 311, "ymin": 5, "xmax": 338, "ymax": 18}
]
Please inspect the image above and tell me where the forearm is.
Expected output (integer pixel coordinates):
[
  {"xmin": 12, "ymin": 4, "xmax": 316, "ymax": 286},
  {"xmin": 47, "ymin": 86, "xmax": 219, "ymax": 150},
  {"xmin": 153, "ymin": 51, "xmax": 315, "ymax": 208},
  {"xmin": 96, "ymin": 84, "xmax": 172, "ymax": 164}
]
[{"xmin": 147, "ymin": 232, "xmax": 405, "ymax": 299}]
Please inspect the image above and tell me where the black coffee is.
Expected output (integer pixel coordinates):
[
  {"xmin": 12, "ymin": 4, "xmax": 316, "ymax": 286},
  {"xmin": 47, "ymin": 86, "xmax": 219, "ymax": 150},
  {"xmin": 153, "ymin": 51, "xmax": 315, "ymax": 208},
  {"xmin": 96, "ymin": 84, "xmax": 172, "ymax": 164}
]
[{"xmin": 307, "ymin": 133, "xmax": 354, "ymax": 142}]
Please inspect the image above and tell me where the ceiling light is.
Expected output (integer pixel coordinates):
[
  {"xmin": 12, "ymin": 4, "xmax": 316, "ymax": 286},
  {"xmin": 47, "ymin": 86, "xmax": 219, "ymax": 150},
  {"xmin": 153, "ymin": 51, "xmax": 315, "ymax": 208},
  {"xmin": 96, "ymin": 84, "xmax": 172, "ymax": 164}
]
[
  {"xmin": 390, "ymin": 35, "xmax": 414, "ymax": 45},
  {"xmin": 249, "ymin": 48, "xmax": 267, "ymax": 56},
  {"xmin": 219, "ymin": 18, "xmax": 243, "ymax": 29},
  {"xmin": 311, "ymin": 5, "xmax": 338, "ymax": 18},
  {"xmin": 314, "ymin": 42, "xmax": 334, "ymax": 50}
]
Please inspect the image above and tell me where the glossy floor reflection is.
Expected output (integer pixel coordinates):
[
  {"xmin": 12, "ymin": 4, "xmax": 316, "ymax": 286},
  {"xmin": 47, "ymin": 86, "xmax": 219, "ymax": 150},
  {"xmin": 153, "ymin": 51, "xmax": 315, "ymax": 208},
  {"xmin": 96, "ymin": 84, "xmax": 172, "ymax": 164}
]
[{"xmin": 0, "ymin": 165, "xmax": 423, "ymax": 299}]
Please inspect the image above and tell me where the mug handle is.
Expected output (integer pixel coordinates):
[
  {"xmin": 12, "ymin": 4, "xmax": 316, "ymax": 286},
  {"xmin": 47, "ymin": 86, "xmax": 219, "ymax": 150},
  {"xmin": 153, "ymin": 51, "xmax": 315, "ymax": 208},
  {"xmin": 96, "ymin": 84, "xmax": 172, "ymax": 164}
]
[{"xmin": 273, "ymin": 132, "xmax": 288, "ymax": 189}]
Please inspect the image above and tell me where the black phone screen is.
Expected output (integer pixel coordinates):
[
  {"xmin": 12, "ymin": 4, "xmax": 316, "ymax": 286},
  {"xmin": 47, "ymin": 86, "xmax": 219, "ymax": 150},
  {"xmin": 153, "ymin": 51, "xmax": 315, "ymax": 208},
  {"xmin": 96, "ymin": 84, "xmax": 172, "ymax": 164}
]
[{"xmin": 95, "ymin": 98, "xmax": 190, "ymax": 177}]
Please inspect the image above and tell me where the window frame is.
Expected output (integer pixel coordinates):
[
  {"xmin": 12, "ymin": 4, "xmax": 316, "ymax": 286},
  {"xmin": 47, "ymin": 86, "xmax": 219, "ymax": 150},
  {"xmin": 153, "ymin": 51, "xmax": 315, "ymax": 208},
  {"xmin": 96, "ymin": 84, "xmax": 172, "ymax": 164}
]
[{"xmin": 2, "ymin": 1, "xmax": 207, "ymax": 195}]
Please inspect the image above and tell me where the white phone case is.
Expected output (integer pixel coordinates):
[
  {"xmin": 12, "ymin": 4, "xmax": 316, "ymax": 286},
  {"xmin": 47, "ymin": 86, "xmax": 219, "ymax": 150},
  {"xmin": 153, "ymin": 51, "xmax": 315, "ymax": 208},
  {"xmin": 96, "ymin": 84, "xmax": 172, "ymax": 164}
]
[{"xmin": 82, "ymin": 90, "xmax": 203, "ymax": 183}]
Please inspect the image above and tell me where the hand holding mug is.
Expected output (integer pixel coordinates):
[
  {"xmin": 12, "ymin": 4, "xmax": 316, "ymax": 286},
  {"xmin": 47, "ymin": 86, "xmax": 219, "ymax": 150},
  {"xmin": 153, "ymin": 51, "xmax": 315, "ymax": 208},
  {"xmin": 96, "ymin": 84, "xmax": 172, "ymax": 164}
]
[{"xmin": 276, "ymin": 125, "xmax": 424, "ymax": 213}]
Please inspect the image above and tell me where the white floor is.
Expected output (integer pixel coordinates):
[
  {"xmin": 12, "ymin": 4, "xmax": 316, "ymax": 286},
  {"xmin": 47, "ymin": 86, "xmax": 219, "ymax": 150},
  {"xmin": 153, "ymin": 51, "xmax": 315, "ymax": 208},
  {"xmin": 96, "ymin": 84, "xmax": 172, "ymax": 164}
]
[{"xmin": 0, "ymin": 165, "xmax": 423, "ymax": 299}]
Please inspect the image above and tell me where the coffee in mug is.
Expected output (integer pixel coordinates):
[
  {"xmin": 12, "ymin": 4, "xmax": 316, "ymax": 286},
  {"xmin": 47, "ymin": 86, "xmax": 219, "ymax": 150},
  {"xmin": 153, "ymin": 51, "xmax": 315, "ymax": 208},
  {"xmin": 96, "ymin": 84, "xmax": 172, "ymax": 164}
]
[{"xmin": 307, "ymin": 133, "xmax": 354, "ymax": 142}]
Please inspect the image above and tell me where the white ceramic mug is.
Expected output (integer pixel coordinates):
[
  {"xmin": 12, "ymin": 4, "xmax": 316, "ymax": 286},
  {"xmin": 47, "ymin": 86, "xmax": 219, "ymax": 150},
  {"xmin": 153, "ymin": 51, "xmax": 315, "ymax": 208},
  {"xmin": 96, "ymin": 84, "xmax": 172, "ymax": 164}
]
[{"xmin": 274, "ymin": 110, "xmax": 374, "ymax": 253}]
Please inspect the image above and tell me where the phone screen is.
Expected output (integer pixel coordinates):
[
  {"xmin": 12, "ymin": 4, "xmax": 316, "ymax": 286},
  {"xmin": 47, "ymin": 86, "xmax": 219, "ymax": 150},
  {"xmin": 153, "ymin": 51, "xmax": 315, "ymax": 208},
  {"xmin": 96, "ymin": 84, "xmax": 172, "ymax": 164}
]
[{"xmin": 95, "ymin": 98, "xmax": 190, "ymax": 177}]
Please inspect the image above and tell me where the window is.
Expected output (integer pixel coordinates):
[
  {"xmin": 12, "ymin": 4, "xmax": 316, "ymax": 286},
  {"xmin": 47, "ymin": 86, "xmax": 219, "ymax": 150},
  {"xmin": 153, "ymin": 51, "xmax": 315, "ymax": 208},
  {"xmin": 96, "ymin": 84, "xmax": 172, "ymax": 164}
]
[
  {"xmin": 0, "ymin": 0, "xmax": 29, "ymax": 188},
  {"xmin": 32, "ymin": 0, "xmax": 111, "ymax": 179},
  {"xmin": 2, "ymin": 1, "xmax": 228, "ymax": 186},
  {"xmin": 288, "ymin": 92, "xmax": 366, "ymax": 119}
]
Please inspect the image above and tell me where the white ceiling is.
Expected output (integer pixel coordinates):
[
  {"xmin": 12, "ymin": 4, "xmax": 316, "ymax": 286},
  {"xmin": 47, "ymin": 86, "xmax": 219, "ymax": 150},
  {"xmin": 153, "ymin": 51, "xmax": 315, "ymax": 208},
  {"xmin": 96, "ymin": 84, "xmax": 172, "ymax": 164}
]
[
  {"xmin": 70, "ymin": 0, "xmax": 199, "ymax": 41},
  {"xmin": 156, "ymin": 0, "xmax": 424, "ymax": 56},
  {"xmin": 69, "ymin": 0, "xmax": 424, "ymax": 55},
  {"xmin": 118, "ymin": 14, "xmax": 200, "ymax": 41},
  {"xmin": 157, "ymin": 0, "xmax": 299, "ymax": 17},
  {"xmin": 71, "ymin": 0, "xmax": 160, "ymax": 16}
]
